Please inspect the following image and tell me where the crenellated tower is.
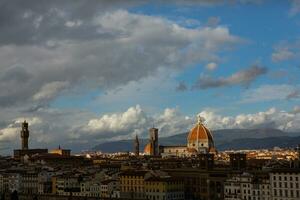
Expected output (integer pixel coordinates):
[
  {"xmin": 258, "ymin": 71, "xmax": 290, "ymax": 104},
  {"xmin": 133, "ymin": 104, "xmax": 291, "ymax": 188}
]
[{"xmin": 20, "ymin": 120, "xmax": 29, "ymax": 150}]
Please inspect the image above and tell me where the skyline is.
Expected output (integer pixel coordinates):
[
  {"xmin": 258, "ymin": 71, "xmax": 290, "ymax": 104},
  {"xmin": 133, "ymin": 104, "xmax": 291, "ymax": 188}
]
[{"xmin": 1, "ymin": 0, "xmax": 300, "ymax": 154}]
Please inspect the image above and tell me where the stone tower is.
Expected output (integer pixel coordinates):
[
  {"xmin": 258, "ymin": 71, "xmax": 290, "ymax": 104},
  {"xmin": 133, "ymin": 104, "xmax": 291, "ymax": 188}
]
[
  {"xmin": 149, "ymin": 128, "xmax": 159, "ymax": 156},
  {"xmin": 134, "ymin": 135, "xmax": 139, "ymax": 157},
  {"xmin": 20, "ymin": 120, "xmax": 29, "ymax": 150}
]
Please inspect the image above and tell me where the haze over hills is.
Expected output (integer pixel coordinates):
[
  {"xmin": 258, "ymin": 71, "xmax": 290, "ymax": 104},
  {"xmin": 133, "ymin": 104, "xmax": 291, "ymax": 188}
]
[{"xmin": 93, "ymin": 128, "xmax": 300, "ymax": 152}]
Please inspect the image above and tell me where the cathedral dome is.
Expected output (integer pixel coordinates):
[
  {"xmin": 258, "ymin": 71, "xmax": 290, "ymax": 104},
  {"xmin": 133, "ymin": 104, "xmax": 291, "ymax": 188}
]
[
  {"xmin": 187, "ymin": 123, "xmax": 213, "ymax": 143},
  {"xmin": 187, "ymin": 115, "xmax": 215, "ymax": 152}
]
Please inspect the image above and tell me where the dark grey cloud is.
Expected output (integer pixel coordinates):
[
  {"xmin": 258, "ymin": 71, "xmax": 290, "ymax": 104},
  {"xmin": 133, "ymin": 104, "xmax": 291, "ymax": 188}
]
[
  {"xmin": 193, "ymin": 65, "xmax": 268, "ymax": 89},
  {"xmin": 176, "ymin": 81, "xmax": 188, "ymax": 91},
  {"xmin": 0, "ymin": 7, "xmax": 241, "ymax": 107},
  {"xmin": 0, "ymin": 0, "xmax": 146, "ymax": 45}
]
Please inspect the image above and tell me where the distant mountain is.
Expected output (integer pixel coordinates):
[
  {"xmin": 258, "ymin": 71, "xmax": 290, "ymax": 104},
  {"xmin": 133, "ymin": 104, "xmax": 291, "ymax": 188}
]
[
  {"xmin": 92, "ymin": 128, "xmax": 300, "ymax": 153},
  {"xmin": 218, "ymin": 136, "xmax": 300, "ymax": 150}
]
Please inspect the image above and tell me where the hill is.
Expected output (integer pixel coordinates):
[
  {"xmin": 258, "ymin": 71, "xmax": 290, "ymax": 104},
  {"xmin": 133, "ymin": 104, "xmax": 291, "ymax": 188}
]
[{"xmin": 93, "ymin": 128, "xmax": 300, "ymax": 152}]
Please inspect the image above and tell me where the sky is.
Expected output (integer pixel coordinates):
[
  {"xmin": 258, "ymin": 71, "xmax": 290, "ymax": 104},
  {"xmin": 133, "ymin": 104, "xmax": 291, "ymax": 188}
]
[{"xmin": 1, "ymin": 0, "xmax": 300, "ymax": 154}]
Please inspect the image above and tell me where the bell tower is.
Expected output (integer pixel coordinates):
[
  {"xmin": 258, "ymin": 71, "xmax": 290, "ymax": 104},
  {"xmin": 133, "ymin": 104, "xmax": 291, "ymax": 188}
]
[
  {"xmin": 149, "ymin": 128, "xmax": 159, "ymax": 156},
  {"xmin": 21, "ymin": 120, "xmax": 29, "ymax": 150},
  {"xmin": 134, "ymin": 135, "xmax": 139, "ymax": 157}
]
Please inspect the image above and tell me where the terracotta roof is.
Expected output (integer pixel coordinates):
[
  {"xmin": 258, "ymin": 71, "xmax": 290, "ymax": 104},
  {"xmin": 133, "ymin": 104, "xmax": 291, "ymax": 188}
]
[
  {"xmin": 144, "ymin": 143, "xmax": 151, "ymax": 154},
  {"xmin": 187, "ymin": 123, "xmax": 214, "ymax": 142}
]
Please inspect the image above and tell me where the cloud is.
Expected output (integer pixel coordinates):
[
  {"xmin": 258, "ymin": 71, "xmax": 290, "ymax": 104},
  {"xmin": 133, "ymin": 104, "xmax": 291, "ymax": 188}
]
[
  {"xmin": 81, "ymin": 105, "xmax": 148, "ymax": 137},
  {"xmin": 0, "ymin": 8, "xmax": 241, "ymax": 107},
  {"xmin": 0, "ymin": 117, "xmax": 42, "ymax": 144},
  {"xmin": 193, "ymin": 65, "xmax": 267, "ymax": 89},
  {"xmin": 206, "ymin": 17, "xmax": 220, "ymax": 27},
  {"xmin": 289, "ymin": 0, "xmax": 300, "ymax": 16},
  {"xmin": 0, "ymin": 104, "xmax": 194, "ymax": 153},
  {"xmin": 1, "ymin": 104, "xmax": 300, "ymax": 154},
  {"xmin": 292, "ymin": 105, "xmax": 300, "ymax": 114},
  {"xmin": 241, "ymin": 84, "xmax": 300, "ymax": 103},
  {"xmin": 272, "ymin": 48, "xmax": 295, "ymax": 62},
  {"xmin": 271, "ymin": 40, "xmax": 300, "ymax": 62},
  {"xmin": 176, "ymin": 81, "xmax": 188, "ymax": 91},
  {"xmin": 33, "ymin": 81, "xmax": 69, "ymax": 102},
  {"xmin": 78, "ymin": 105, "xmax": 193, "ymax": 141},
  {"xmin": 286, "ymin": 90, "xmax": 300, "ymax": 100},
  {"xmin": 199, "ymin": 107, "xmax": 300, "ymax": 131},
  {"xmin": 170, "ymin": 0, "xmax": 265, "ymax": 6},
  {"xmin": 205, "ymin": 62, "xmax": 218, "ymax": 71}
]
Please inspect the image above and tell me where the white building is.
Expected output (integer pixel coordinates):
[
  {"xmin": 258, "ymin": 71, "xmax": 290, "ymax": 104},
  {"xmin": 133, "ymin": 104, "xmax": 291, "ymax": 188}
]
[
  {"xmin": 7, "ymin": 173, "xmax": 22, "ymax": 193},
  {"xmin": 38, "ymin": 170, "xmax": 54, "ymax": 194},
  {"xmin": 270, "ymin": 169, "xmax": 300, "ymax": 200},
  {"xmin": 224, "ymin": 172, "xmax": 271, "ymax": 200}
]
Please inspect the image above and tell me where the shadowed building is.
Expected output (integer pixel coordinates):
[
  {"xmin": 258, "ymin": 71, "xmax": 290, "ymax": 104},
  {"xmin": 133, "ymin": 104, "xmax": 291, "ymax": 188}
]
[
  {"xmin": 13, "ymin": 121, "xmax": 48, "ymax": 160},
  {"xmin": 229, "ymin": 153, "xmax": 247, "ymax": 170}
]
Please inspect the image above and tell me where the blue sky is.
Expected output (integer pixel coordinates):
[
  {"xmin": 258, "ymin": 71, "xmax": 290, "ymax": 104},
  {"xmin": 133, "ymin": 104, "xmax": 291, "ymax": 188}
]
[{"xmin": 1, "ymin": 0, "xmax": 300, "ymax": 152}]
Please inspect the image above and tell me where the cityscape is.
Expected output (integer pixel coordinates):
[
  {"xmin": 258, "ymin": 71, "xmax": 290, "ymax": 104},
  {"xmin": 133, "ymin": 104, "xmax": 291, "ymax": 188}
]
[{"xmin": 1, "ymin": 1, "xmax": 300, "ymax": 200}]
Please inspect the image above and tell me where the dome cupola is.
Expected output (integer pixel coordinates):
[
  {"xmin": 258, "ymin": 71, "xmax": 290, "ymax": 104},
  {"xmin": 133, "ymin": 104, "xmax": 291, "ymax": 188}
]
[{"xmin": 187, "ymin": 115, "xmax": 215, "ymax": 153}]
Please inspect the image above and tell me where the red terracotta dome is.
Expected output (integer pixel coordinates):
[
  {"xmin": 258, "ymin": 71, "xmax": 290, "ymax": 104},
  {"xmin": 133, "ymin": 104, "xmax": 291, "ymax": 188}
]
[
  {"xmin": 187, "ymin": 115, "xmax": 215, "ymax": 152},
  {"xmin": 187, "ymin": 123, "xmax": 213, "ymax": 143},
  {"xmin": 144, "ymin": 143, "xmax": 151, "ymax": 154}
]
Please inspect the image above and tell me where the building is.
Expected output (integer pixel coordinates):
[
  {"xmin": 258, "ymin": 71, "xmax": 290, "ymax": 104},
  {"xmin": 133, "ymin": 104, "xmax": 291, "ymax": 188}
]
[
  {"xmin": 100, "ymin": 179, "xmax": 119, "ymax": 198},
  {"xmin": 38, "ymin": 170, "xmax": 54, "ymax": 194},
  {"xmin": 145, "ymin": 176, "xmax": 184, "ymax": 200},
  {"xmin": 21, "ymin": 171, "xmax": 38, "ymax": 194},
  {"xmin": 224, "ymin": 172, "xmax": 271, "ymax": 200},
  {"xmin": 270, "ymin": 169, "xmax": 300, "ymax": 200},
  {"xmin": 120, "ymin": 170, "xmax": 148, "ymax": 199},
  {"xmin": 13, "ymin": 121, "xmax": 48, "ymax": 160},
  {"xmin": 230, "ymin": 153, "xmax": 247, "ymax": 170},
  {"xmin": 144, "ymin": 128, "xmax": 160, "ymax": 156},
  {"xmin": 52, "ymin": 173, "xmax": 81, "ymax": 196},
  {"xmin": 166, "ymin": 168, "xmax": 227, "ymax": 200},
  {"xmin": 144, "ymin": 115, "xmax": 217, "ymax": 157},
  {"xmin": 50, "ymin": 145, "xmax": 71, "ymax": 156},
  {"xmin": 7, "ymin": 173, "xmax": 21, "ymax": 193}
]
